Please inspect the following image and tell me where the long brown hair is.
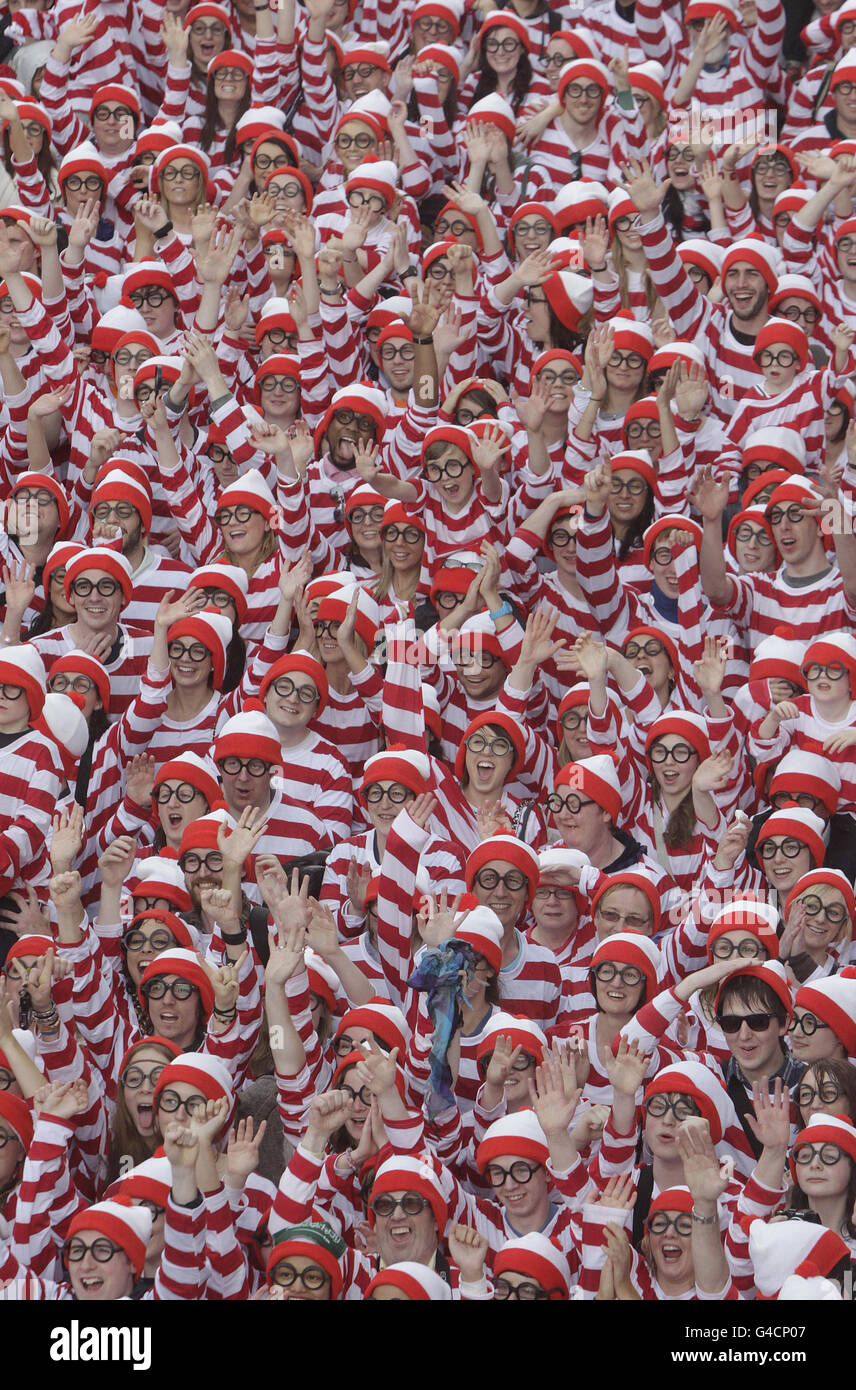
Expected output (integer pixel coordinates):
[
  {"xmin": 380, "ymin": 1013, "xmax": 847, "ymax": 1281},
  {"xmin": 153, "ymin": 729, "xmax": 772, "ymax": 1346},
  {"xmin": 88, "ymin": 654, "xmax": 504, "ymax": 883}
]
[
  {"xmin": 199, "ymin": 78, "xmax": 251, "ymax": 162},
  {"xmin": 611, "ymin": 236, "xmax": 659, "ymax": 318},
  {"xmin": 102, "ymin": 1042, "xmax": 176, "ymax": 1192}
]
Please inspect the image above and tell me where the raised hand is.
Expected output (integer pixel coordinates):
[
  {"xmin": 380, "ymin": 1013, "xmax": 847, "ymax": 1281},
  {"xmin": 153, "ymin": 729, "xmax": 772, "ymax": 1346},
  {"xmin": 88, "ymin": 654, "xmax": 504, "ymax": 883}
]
[
  {"xmin": 163, "ymin": 1121, "xmax": 199, "ymax": 1170},
  {"xmin": 225, "ymin": 1116, "xmax": 267, "ymax": 1186},
  {"xmin": 746, "ymin": 1078, "xmax": 790, "ymax": 1151},
  {"xmin": 1, "ymin": 558, "xmax": 36, "ymax": 617},
  {"xmin": 155, "ymin": 585, "xmax": 208, "ymax": 631},
  {"xmin": 572, "ymin": 630, "xmax": 609, "ymax": 684},
  {"xmin": 219, "ymin": 804, "xmax": 269, "ymax": 870},
  {"xmin": 594, "ymin": 1172, "xmax": 637, "ymax": 1210},
  {"xmin": 188, "ymin": 1096, "xmax": 230, "ymax": 1147},
  {"xmin": 602, "ymin": 1035, "xmax": 651, "ymax": 1097},
  {"xmin": 476, "ymin": 798, "xmax": 513, "ymax": 840},
  {"xmin": 581, "ymin": 214, "xmax": 610, "ymax": 270},
  {"xmin": 418, "ymin": 887, "xmax": 468, "ymax": 948},
  {"xmin": 447, "ymin": 1224, "xmax": 489, "ymax": 1283},
  {"xmin": 688, "ymin": 465, "xmax": 728, "ymax": 520},
  {"xmin": 207, "ymin": 948, "xmax": 247, "ymax": 1013},
  {"xmin": 265, "ymin": 919, "xmax": 307, "ymax": 987},
  {"xmin": 691, "ymin": 749, "xmax": 733, "ymax": 793},
  {"xmin": 676, "ymin": 1116, "xmax": 728, "ymax": 1202},
  {"xmin": 519, "ymin": 602, "xmax": 565, "ymax": 666},
  {"xmin": 97, "ymin": 835, "xmax": 138, "ymax": 889},
  {"xmin": 124, "ymin": 753, "xmax": 156, "ymax": 808},
  {"xmin": 529, "ymin": 1057, "xmax": 582, "ymax": 1137},
  {"xmin": 484, "ymin": 1033, "xmax": 523, "ymax": 1090},
  {"xmin": 617, "ymin": 156, "xmax": 671, "ymax": 219},
  {"xmin": 50, "ymin": 804, "xmax": 85, "ymax": 873},
  {"xmin": 32, "ymin": 1077, "xmax": 89, "ymax": 1119}
]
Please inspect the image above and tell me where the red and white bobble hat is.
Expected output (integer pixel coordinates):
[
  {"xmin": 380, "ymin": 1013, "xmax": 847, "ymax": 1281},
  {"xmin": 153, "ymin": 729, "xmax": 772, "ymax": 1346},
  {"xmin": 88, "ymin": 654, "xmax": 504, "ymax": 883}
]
[
  {"xmin": 151, "ymin": 143, "xmax": 210, "ymax": 195},
  {"xmin": 771, "ymin": 187, "xmax": 813, "ymax": 221},
  {"xmin": 213, "ymin": 709, "xmax": 282, "ymax": 766},
  {"xmin": 178, "ymin": 807, "xmax": 235, "ymax": 857},
  {"xmin": 414, "ymin": 42, "xmax": 461, "ymax": 82},
  {"xmin": 235, "ymin": 104, "xmax": 286, "ymax": 144},
  {"xmin": 707, "ymin": 897, "xmax": 780, "ymax": 961},
  {"xmin": 642, "ymin": 515, "xmax": 703, "ymax": 570},
  {"xmin": 168, "ymin": 608, "xmax": 233, "ymax": 691},
  {"xmin": 360, "ymin": 745, "xmax": 431, "ymax": 799},
  {"xmin": 467, "ymin": 93, "xmax": 517, "ymax": 142},
  {"xmin": 555, "ymin": 754, "xmax": 622, "ymax": 821},
  {"xmin": 0, "ymin": 643, "xmax": 46, "ymax": 717},
  {"xmin": 64, "ymin": 547, "xmax": 134, "ymax": 606},
  {"xmin": 91, "ymin": 469, "xmax": 153, "ymax": 532},
  {"xmin": 67, "ymin": 1200, "xmax": 152, "ymax": 1277},
  {"xmin": 106, "ymin": 1155, "xmax": 172, "ymax": 1207},
  {"xmin": 714, "ymin": 959, "xmax": 794, "ymax": 1018},
  {"xmin": 769, "ymin": 749, "xmax": 841, "ymax": 816},
  {"xmin": 778, "ymin": 1260, "xmax": 843, "ymax": 1300},
  {"xmin": 556, "ymin": 58, "xmax": 611, "ymax": 103},
  {"xmin": 551, "ymin": 178, "xmax": 610, "ymax": 230},
  {"xmin": 316, "ymin": 584, "xmax": 381, "ymax": 652},
  {"xmin": 8, "ymin": 472, "xmax": 70, "ymax": 532},
  {"xmin": 748, "ymin": 1215, "xmax": 850, "ymax": 1298},
  {"xmin": 803, "ymin": 631, "xmax": 856, "ymax": 696},
  {"xmin": 454, "ymin": 904, "xmax": 504, "ymax": 974},
  {"xmin": 493, "ymin": 1232, "xmax": 571, "ymax": 1298},
  {"xmin": 476, "ymin": 1110, "xmax": 550, "ymax": 1170},
  {"xmin": 647, "ymin": 339, "xmax": 706, "ymax": 376},
  {"xmin": 479, "ymin": 9, "xmax": 531, "ymax": 49},
  {"xmin": 127, "ymin": 856, "xmax": 193, "ymax": 911},
  {"xmin": 91, "ymin": 303, "xmax": 149, "ymax": 352},
  {"xmin": 795, "ymin": 969, "xmax": 856, "ymax": 1054},
  {"xmin": 591, "ymin": 931, "xmax": 663, "ymax": 1000},
  {"xmin": 142, "ymin": 949, "xmax": 217, "ymax": 1016},
  {"xmin": 58, "ymin": 140, "xmax": 107, "ymax": 189},
  {"xmin": 315, "ymin": 382, "xmax": 388, "ymax": 452},
  {"xmin": 348, "ymin": 88, "xmax": 393, "ymax": 127},
  {"xmin": 188, "ymin": 563, "xmax": 249, "ymax": 623},
  {"xmin": 465, "ymin": 832, "xmax": 541, "ymax": 906},
  {"xmin": 643, "ymin": 1059, "xmax": 737, "ymax": 1144},
  {"xmin": 543, "ymin": 269, "xmax": 593, "ymax": 331},
  {"xmin": 769, "ymin": 272, "xmax": 823, "ymax": 317},
  {"xmin": 345, "ymin": 157, "xmax": 398, "ymax": 207},
  {"xmin": 609, "ymin": 312, "xmax": 655, "ymax": 361},
  {"xmin": 153, "ymin": 1050, "xmax": 234, "ymax": 1114},
  {"xmin": 477, "ymin": 1011, "xmax": 548, "ymax": 1069},
  {"xmin": 645, "ymin": 709, "xmax": 711, "ymax": 763},
  {"xmin": 627, "ymin": 60, "xmax": 666, "ymax": 107},
  {"xmin": 755, "ymin": 805, "xmax": 827, "ymax": 867},
  {"xmin": 369, "ymin": 1152, "xmax": 448, "ymax": 1228},
  {"xmin": 741, "ymin": 424, "xmax": 807, "ymax": 475},
  {"xmin": 304, "ymin": 947, "xmax": 339, "ymax": 1012},
  {"xmin": 256, "ymin": 296, "xmax": 296, "ymax": 339},
  {"xmin": 365, "ymin": 296, "xmax": 413, "ymax": 332},
  {"xmin": 677, "ymin": 237, "xmax": 726, "ymax": 283},
  {"xmin": 35, "ymin": 692, "xmax": 89, "ymax": 779},
  {"xmin": 754, "ymin": 316, "xmax": 809, "ymax": 370},
  {"xmin": 749, "ymin": 626, "xmax": 808, "ymax": 687},
  {"xmin": 720, "ymin": 238, "xmax": 782, "ymax": 292},
  {"xmin": 334, "ymin": 998, "xmax": 411, "ymax": 1056},
  {"xmin": 538, "ymin": 846, "xmax": 590, "ymax": 875},
  {"xmin": 831, "ymin": 49, "xmax": 856, "ymax": 89},
  {"xmin": 216, "ymin": 467, "xmax": 277, "ymax": 522},
  {"xmin": 365, "ymin": 1262, "xmax": 452, "ymax": 1300},
  {"xmin": 340, "ymin": 38, "xmax": 391, "ymax": 72}
]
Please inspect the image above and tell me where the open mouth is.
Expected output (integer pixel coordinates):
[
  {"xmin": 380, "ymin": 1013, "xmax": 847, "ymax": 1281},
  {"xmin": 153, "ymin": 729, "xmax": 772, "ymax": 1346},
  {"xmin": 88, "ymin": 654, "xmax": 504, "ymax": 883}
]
[
  {"xmin": 136, "ymin": 1102, "xmax": 155, "ymax": 1130},
  {"xmin": 659, "ymin": 1244, "xmax": 683, "ymax": 1264},
  {"xmin": 79, "ymin": 1276, "xmax": 105, "ymax": 1294}
]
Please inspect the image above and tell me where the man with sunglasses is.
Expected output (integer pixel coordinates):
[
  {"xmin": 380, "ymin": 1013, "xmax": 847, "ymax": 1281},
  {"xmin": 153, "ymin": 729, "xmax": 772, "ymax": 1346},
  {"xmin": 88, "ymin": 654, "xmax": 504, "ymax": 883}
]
[
  {"xmin": 713, "ymin": 961, "xmax": 804, "ymax": 1156},
  {"xmin": 30, "ymin": 546, "xmax": 152, "ymax": 720}
]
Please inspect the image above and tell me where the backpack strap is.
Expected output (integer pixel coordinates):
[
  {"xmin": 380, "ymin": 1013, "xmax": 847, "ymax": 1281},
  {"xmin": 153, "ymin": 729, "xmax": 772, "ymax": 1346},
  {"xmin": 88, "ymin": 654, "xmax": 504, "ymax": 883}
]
[{"xmin": 631, "ymin": 1162, "xmax": 655, "ymax": 1250}]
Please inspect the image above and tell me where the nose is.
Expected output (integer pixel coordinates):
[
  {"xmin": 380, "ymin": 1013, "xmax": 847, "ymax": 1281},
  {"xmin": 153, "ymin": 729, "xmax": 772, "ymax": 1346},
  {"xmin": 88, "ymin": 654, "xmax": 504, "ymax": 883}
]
[{"xmin": 737, "ymin": 1021, "xmax": 754, "ymax": 1041}]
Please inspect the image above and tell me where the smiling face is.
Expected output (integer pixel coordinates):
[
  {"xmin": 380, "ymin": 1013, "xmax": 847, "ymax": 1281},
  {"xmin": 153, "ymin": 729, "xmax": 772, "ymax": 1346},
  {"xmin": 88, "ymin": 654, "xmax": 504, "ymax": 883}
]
[
  {"xmin": 382, "ymin": 521, "xmax": 424, "ymax": 575},
  {"xmin": 594, "ymin": 885, "xmax": 654, "ymax": 940},
  {"xmin": 218, "ymin": 505, "xmax": 268, "ymax": 558},
  {"xmin": 364, "ymin": 779, "xmax": 415, "ymax": 836},
  {"xmin": 67, "ymin": 567, "xmax": 125, "ymax": 634},
  {"xmin": 724, "ymin": 264, "xmax": 768, "ymax": 322},
  {"xmin": 759, "ymin": 838, "xmax": 812, "ymax": 895},
  {"xmin": 791, "ymin": 882, "xmax": 850, "ymax": 964},
  {"xmin": 372, "ymin": 1189, "xmax": 438, "ymax": 1265},
  {"xmin": 67, "ymin": 1229, "xmax": 136, "ymax": 1301},
  {"xmin": 622, "ymin": 636, "xmax": 673, "ymax": 694},
  {"xmin": 649, "ymin": 734, "xmax": 699, "ymax": 802},
  {"xmin": 471, "ymin": 857, "xmax": 528, "ymax": 932},
  {"xmin": 647, "ymin": 1215, "xmax": 694, "ymax": 1289},
  {"xmin": 145, "ymin": 976, "xmax": 203, "ymax": 1047},
  {"xmin": 717, "ymin": 983, "xmax": 787, "ymax": 1077},
  {"xmin": 550, "ymin": 789, "xmax": 611, "ymax": 855},
  {"xmin": 423, "ymin": 442, "xmax": 476, "ymax": 513},
  {"xmin": 531, "ymin": 871, "xmax": 578, "ymax": 937},
  {"xmin": 463, "ymin": 722, "xmax": 515, "ymax": 798},
  {"xmin": 188, "ymin": 18, "xmax": 227, "ymax": 70},
  {"xmin": 487, "ymin": 1154, "xmax": 549, "ymax": 1225},
  {"xmin": 789, "ymin": 1004, "xmax": 845, "ymax": 1064},
  {"xmin": 264, "ymin": 672, "xmax": 318, "ymax": 738}
]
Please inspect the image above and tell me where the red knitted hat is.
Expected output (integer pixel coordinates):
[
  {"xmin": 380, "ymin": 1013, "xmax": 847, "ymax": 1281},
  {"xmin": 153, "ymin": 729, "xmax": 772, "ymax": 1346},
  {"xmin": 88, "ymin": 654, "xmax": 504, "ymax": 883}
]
[
  {"xmin": 479, "ymin": 10, "xmax": 531, "ymax": 50},
  {"xmin": 465, "ymin": 832, "xmax": 540, "ymax": 907},
  {"xmin": 591, "ymin": 872, "xmax": 662, "ymax": 934},
  {"xmin": 168, "ymin": 609, "xmax": 233, "ymax": 691},
  {"xmin": 125, "ymin": 909, "xmax": 194, "ymax": 951},
  {"xmin": 153, "ymin": 752, "xmax": 220, "ymax": 808},
  {"xmin": 714, "ymin": 960, "xmax": 793, "ymax": 1018},
  {"xmin": 591, "ymin": 928, "xmax": 662, "ymax": 1000},
  {"xmin": 0, "ymin": 1091, "xmax": 33, "ymax": 1149},
  {"xmin": 64, "ymin": 547, "xmax": 133, "ymax": 605},
  {"xmin": 90, "ymin": 84, "xmax": 140, "ymax": 117},
  {"xmin": 260, "ymin": 652, "xmax": 329, "ymax": 716},
  {"xmin": 753, "ymin": 317, "xmax": 809, "ymax": 370},
  {"xmin": 555, "ymin": 754, "xmax": 622, "ymax": 821},
  {"xmin": 9, "ymin": 471, "xmax": 69, "ymax": 532},
  {"xmin": 454, "ymin": 710, "xmax": 525, "ymax": 780},
  {"xmin": 360, "ymin": 744, "xmax": 431, "ymax": 799},
  {"xmin": 756, "ymin": 805, "xmax": 826, "ymax": 867},
  {"xmin": 645, "ymin": 710, "xmax": 711, "ymax": 762},
  {"xmin": 66, "ymin": 1199, "xmax": 150, "ymax": 1277},
  {"xmin": 794, "ymin": 969, "xmax": 856, "ymax": 1054},
  {"xmin": 642, "ymin": 516, "xmax": 703, "ymax": 569},
  {"xmin": 622, "ymin": 624, "xmax": 678, "ymax": 676},
  {"xmin": 141, "ymin": 949, "xmax": 215, "ymax": 1016},
  {"xmin": 785, "ymin": 869, "xmax": 855, "ymax": 928},
  {"xmin": 790, "ymin": 1112, "xmax": 856, "ymax": 1184},
  {"xmin": 334, "ymin": 999, "xmax": 410, "ymax": 1058},
  {"xmin": 644, "ymin": 1061, "xmax": 734, "ymax": 1144},
  {"xmin": 707, "ymin": 899, "xmax": 780, "ymax": 960},
  {"xmin": 208, "ymin": 49, "xmax": 253, "ymax": 79}
]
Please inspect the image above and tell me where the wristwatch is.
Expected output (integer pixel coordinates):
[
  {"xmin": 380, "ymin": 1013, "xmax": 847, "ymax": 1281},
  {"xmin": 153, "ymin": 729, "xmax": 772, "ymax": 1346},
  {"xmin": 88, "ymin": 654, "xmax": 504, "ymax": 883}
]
[{"xmin": 489, "ymin": 601, "xmax": 513, "ymax": 622}]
